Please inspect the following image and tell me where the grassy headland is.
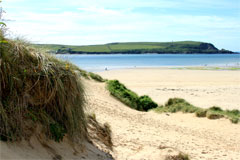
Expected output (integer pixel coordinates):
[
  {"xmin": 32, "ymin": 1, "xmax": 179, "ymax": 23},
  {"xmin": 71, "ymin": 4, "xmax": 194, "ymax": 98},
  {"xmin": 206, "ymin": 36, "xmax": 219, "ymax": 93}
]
[{"xmin": 35, "ymin": 41, "xmax": 233, "ymax": 54}]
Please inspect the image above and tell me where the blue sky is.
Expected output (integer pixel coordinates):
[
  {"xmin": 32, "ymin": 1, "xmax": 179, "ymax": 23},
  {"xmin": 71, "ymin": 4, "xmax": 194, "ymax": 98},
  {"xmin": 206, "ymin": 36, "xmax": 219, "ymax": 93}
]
[{"xmin": 1, "ymin": 0, "xmax": 240, "ymax": 51}]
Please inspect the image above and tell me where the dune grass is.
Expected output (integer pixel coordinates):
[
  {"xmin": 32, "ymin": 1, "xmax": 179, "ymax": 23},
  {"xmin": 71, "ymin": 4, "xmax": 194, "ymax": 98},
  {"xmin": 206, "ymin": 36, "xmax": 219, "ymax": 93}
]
[
  {"xmin": 106, "ymin": 80, "xmax": 158, "ymax": 111},
  {"xmin": 154, "ymin": 98, "xmax": 200, "ymax": 113},
  {"xmin": 153, "ymin": 98, "xmax": 240, "ymax": 124},
  {"xmin": 0, "ymin": 36, "xmax": 87, "ymax": 141},
  {"xmin": 89, "ymin": 72, "xmax": 106, "ymax": 82}
]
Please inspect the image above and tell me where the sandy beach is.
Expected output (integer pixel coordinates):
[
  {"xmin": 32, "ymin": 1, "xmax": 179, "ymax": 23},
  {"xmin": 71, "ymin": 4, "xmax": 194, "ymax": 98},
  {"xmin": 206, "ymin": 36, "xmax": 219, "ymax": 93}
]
[
  {"xmin": 98, "ymin": 68, "xmax": 240, "ymax": 110},
  {"xmin": 1, "ymin": 69, "xmax": 240, "ymax": 160},
  {"xmin": 84, "ymin": 76, "xmax": 240, "ymax": 160}
]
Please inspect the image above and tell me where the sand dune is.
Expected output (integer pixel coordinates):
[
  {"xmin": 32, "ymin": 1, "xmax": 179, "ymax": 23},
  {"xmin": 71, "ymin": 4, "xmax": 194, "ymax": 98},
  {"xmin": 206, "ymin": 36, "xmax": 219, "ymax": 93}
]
[
  {"xmin": 84, "ymin": 78, "xmax": 240, "ymax": 160},
  {"xmin": 1, "ymin": 69, "xmax": 240, "ymax": 160},
  {"xmin": 0, "ymin": 135, "xmax": 113, "ymax": 160}
]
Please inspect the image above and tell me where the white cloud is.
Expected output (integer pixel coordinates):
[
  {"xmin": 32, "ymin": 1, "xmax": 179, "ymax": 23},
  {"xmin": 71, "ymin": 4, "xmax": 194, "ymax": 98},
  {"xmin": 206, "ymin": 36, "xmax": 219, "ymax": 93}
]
[{"xmin": 3, "ymin": 0, "xmax": 240, "ymax": 50}]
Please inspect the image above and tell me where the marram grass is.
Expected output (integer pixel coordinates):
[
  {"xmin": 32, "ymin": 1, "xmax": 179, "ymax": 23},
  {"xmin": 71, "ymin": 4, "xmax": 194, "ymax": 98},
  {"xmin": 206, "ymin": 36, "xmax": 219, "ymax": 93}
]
[
  {"xmin": 0, "ymin": 37, "xmax": 87, "ymax": 142},
  {"xmin": 153, "ymin": 98, "xmax": 240, "ymax": 124}
]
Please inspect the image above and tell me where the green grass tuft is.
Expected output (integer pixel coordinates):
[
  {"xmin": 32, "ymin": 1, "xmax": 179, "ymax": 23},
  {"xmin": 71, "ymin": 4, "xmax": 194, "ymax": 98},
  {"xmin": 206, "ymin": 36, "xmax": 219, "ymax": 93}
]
[
  {"xmin": 206, "ymin": 111, "xmax": 224, "ymax": 120},
  {"xmin": 195, "ymin": 109, "xmax": 207, "ymax": 117},
  {"xmin": 137, "ymin": 95, "xmax": 158, "ymax": 111},
  {"xmin": 89, "ymin": 72, "xmax": 106, "ymax": 82},
  {"xmin": 230, "ymin": 117, "xmax": 239, "ymax": 124},
  {"xmin": 153, "ymin": 98, "xmax": 240, "ymax": 124},
  {"xmin": 107, "ymin": 80, "xmax": 139, "ymax": 110},
  {"xmin": 155, "ymin": 98, "xmax": 200, "ymax": 113},
  {"xmin": 106, "ymin": 80, "xmax": 158, "ymax": 111},
  {"xmin": 165, "ymin": 153, "xmax": 190, "ymax": 160}
]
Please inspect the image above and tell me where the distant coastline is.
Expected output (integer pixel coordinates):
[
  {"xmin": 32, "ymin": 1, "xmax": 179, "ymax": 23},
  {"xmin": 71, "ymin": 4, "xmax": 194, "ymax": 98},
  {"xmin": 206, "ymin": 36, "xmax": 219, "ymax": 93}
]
[{"xmin": 34, "ymin": 41, "xmax": 235, "ymax": 54}]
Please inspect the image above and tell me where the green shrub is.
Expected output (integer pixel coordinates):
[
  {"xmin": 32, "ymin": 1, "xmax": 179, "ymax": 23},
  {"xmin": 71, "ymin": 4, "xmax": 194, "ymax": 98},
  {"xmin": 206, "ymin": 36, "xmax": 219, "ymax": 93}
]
[
  {"xmin": 137, "ymin": 95, "xmax": 158, "ymax": 111},
  {"xmin": 230, "ymin": 117, "xmax": 239, "ymax": 124},
  {"xmin": 166, "ymin": 98, "xmax": 187, "ymax": 106},
  {"xmin": 79, "ymin": 70, "xmax": 90, "ymax": 79},
  {"xmin": 226, "ymin": 109, "xmax": 240, "ymax": 116},
  {"xmin": 209, "ymin": 106, "xmax": 223, "ymax": 112},
  {"xmin": 107, "ymin": 80, "xmax": 158, "ymax": 111},
  {"xmin": 195, "ymin": 109, "xmax": 207, "ymax": 117},
  {"xmin": 89, "ymin": 72, "xmax": 106, "ymax": 82},
  {"xmin": 107, "ymin": 80, "xmax": 139, "ymax": 109},
  {"xmin": 164, "ymin": 98, "xmax": 200, "ymax": 113},
  {"xmin": 206, "ymin": 111, "xmax": 224, "ymax": 119},
  {"xmin": 165, "ymin": 153, "xmax": 190, "ymax": 160}
]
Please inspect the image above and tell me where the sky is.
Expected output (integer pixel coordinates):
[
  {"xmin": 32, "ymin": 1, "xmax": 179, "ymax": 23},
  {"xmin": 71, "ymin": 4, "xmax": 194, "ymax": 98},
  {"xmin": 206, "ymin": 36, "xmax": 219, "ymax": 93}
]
[{"xmin": 1, "ymin": 0, "xmax": 240, "ymax": 51}]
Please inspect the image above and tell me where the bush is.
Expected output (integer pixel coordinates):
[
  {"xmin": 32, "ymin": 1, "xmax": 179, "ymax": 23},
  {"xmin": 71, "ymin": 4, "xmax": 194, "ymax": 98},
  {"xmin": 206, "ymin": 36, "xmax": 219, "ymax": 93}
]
[
  {"xmin": 164, "ymin": 98, "xmax": 200, "ymax": 113},
  {"xmin": 107, "ymin": 80, "xmax": 158, "ymax": 111},
  {"xmin": 195, "ymin": 110, "xmax": 207, "ymax": 117},
  {"xmin": 209, "ymin": 106, "xmax": 223, "ymax": 112},
  {"xmin": 107, "ymin": 80, "xmax": 139, "ymax": 109},
  {"xmin": 206, "ymin": 111, "xmax": 224, "ymax": 119},
  {"xmin": 79, "ymin": 70, "xmax": 90, "ymax": 79},
  {"xmin": 89, "ymin": 72, "xmax": 106, "ymax": 82},
  {"xmin": 166, "ymin": 98, "xmax": 187, "ymax": 106},
  {"xmin": 165, "ymin": 153, "xmax": 190, "ymax": 160},
  {"xmin": 226, "ymin": 109, "xmax": 240, "ymax": 116},
  {"xmin": 137, "ymin": 95, "xmax": 158, "ymax": 111},
  {"xmin": 230, "ymin": 117, "xmax": 239, "ymax": 124}
]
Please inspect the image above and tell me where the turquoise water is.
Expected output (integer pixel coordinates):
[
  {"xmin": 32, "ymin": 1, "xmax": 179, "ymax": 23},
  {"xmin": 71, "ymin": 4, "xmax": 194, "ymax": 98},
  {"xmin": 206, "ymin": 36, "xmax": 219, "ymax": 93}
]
[{"xmin": 57, "ymin": 54, "xmax": 240, "ymax": 72}]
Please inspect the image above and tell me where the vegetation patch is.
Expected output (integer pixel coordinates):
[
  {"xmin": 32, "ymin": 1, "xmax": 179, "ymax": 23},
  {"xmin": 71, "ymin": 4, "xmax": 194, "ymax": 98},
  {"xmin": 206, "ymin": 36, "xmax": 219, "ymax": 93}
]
[
  {"xmin": 153, "ymin": 98, "xmax": 240, "ymax": 124},
  {"xmin": 89, "ymin": 72, "xmax": 106, "ymax": 82},
  {"xmin": 0, "ymin": 35, "xmax": 87, "ymax": 141},
  {"xmin": 107, "ymin": 80, "xmax": 139, "ymax": 110},
  {"xmin": 195, "ymin": 109, "xmax": 207, "ymax": 117},
  {"xmin": 106, "ymin": 80, "xmax": 158, "ymax": 111},
  {"xmin": 165, "ymin": 153, "xmax": 190, "ymax": 160},
  {"xmin": 154, "ymin": 98, "xmax": 200, "ymax": 113},
  {"xmin": 137, "ymin": 95, "xmax": 158, "ymax": 111}
]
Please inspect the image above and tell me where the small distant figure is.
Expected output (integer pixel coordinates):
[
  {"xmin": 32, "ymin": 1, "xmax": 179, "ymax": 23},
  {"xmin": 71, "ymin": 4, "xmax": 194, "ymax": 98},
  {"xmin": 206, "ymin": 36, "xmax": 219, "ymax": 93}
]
[{"xmin": 105, "ymin": 67, "xmax": 108, "ymax": 71}]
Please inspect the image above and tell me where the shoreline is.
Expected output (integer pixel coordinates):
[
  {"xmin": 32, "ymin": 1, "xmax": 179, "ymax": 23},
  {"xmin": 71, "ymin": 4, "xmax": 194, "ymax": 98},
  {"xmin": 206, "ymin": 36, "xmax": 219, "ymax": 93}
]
[{"xmin": 94, "ymin": 65, "xmax": 240, "ymax": 73}]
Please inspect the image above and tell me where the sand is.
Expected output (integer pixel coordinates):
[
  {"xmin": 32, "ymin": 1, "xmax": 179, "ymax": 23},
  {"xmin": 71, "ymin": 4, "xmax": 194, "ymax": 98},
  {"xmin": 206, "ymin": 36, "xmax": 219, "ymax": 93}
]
[
  {"xmin": 84, "ymin": 74, "xmax": 240, "ymax": 160},
  {"xmin": 0, "ymin": 132, "xmax": 113, "ymax": 160},
  {"xmin": 98, "ymin": 68, "xmax": 240, "ymax": 110},
  {"xmin": 1, "ymin": 68, "xmax": 240, "ymax": 160}
]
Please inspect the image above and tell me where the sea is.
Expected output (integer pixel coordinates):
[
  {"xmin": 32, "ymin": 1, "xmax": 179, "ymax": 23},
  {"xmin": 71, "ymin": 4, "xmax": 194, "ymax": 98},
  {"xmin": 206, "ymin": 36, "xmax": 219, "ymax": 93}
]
[{"xmin": 56, "ymin": 54, "xmax": 240, "ymax": 72}]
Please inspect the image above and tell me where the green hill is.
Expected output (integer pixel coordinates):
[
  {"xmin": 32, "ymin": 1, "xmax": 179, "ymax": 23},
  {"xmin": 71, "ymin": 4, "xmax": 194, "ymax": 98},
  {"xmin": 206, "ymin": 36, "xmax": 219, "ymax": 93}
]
[{"xmin": 35, "ymin": 41, "xmax": 233, "ymax": 54}]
